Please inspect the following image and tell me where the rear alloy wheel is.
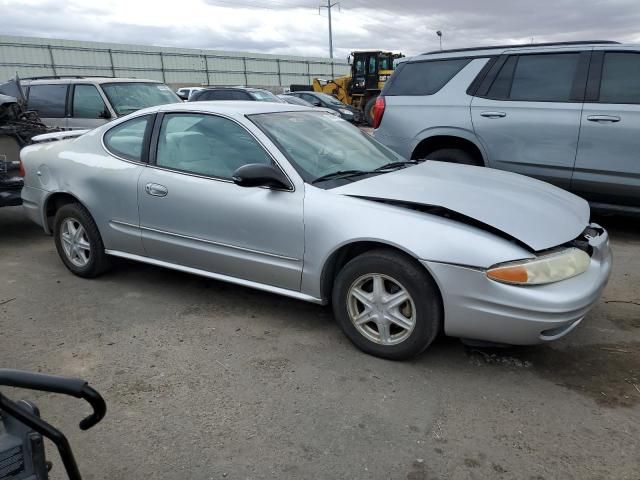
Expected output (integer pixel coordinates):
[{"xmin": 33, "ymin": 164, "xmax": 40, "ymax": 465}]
[
  {"xmin": 53, "ymin": 203, "xmax": 111, "ymax": 278},
  {"xmin": 332, "ymin": 249, "xmax": 442, "ymax": 360},
  {"xmin": 423, "ymin": 148, "xmax": 481, "ymax": 166}
]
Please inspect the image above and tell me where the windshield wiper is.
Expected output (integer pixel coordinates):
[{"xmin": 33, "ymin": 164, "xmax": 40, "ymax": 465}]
[
  {"xmin": 311, "ymin": 169, "xmax": 371, "ymax": 184},
  {"xmin": 372, "ymin": 160, "xmax": 421, "ymax": 172}
]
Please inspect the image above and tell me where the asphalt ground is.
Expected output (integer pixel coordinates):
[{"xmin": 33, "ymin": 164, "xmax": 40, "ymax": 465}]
[{"xmin": 1, "ymin": 206, "xmax": 639, "ymax": 480}]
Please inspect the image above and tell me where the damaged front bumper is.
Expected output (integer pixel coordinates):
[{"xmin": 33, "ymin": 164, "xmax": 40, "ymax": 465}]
[{"xmin": 423, "ymin": 224, "xmax": 612, "ymax": 345}]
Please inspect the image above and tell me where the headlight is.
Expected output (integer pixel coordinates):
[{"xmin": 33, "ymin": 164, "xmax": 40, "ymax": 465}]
[
  {"xmin": 339, "ymin": 108, "xmax": 353, "ymax": 116},
  {"xmin": 486, "ymin": 248, "xmax": 590, "ymax": 285}
]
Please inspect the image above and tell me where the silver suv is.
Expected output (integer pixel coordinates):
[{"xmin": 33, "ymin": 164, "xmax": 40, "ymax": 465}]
[
  {"xmin": 21, "ymin": 77, "xmax": 181, "ymax": 130},
  {"xmin": 373, "ymin": 41, "xmax": 640, "ymax": 214}
]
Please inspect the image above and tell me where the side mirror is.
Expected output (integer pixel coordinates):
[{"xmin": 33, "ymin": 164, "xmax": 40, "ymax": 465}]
[
  {"xmin": 232, "ymin": 163, "xmax": 291, "ymax": 189},
  {"xmin": 99, "ymin": 109, "xmax": 112, "ymax": 120},
  {"xmin": 176, "ymin": 92, "xmax": 188, "ymax": 101},
  {"xmin": 311, "ymin": 100, "xmax": 322, "ymax": 107}
]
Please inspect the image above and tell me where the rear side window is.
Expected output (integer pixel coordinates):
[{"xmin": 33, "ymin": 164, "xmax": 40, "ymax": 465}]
[
  {"xmin": 507, "ymin": 53, "xmax": 580, "ymax": 102},
  {"xmin": 27, "ymin": 84, "xmax": 67, "ymax": 117},
  {"xmin": 384, "ymin": 59, "xmax": 471, "ymax": 96},
  {"xmin": 598, "ymin": 52, "xmax": 640, "ymax": 104},
  {"xmin": 103, "ymin": 115, "xmax": 151, "ymax": 162}
]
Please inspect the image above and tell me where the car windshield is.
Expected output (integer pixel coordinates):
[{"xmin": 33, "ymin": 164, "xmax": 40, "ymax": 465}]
[
  {"xmin": 250, "ymin": 111, "xmax": 402, "ymax": 187},
  {"xmin": 101, "ymin": 82, "xmax": 181, "ymax": 116},
  {"xmin": 314, "ymin": 92, "xmax": 344, "ymax": 106},
  {"xmin": 280, "ymin": 95, "xmax": 313, "ymax": 106},
  {"xmin": 249, "ymin": 90, "xmax": 283, "ymax": 103}
]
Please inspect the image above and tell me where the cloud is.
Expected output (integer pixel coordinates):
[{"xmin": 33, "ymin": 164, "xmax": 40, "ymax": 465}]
[{"xmin": 0, "ymin": 0, "xmax": 638, "ymax": 60}]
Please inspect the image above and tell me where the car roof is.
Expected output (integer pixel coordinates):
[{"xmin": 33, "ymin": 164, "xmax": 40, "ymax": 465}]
[
  {"xmin": 410, "ymin": 40, "xmax": 638, "ymax": 62},
  {"xmin": 21, "ymin": 77, "xmax": 161, "ymax": 85},
  {"xmin": 199, "ymin": 86, "xmax": 269, "ymax": 92},
  {"xmin": 145, "ymin": 100, "xmax": 315, "ymax": 118}
]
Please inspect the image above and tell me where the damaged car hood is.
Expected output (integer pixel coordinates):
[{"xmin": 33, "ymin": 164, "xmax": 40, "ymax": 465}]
[{"xmin": 332, "ymin": 162, "xmax": 589, "ymax": 251}]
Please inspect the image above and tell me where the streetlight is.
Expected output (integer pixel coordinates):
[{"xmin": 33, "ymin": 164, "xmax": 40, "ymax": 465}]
[{"xmin": 436, "ymin": 30, "xmax": 443, "ymax": 51}]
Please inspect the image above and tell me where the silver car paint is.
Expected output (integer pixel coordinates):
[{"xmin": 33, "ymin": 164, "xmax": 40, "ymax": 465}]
[
  {"xmin": 21, "ymin": 102, "xmax": 611, "ymax": 346},
  {"xmin": 331, "ymin": 161, "xmax": 589, "ymax": 251}
]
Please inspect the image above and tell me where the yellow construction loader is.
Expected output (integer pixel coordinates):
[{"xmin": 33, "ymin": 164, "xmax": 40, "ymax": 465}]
[{"xmin": 293, "ymin": 50, "xmax": 403, "ymax": 125}]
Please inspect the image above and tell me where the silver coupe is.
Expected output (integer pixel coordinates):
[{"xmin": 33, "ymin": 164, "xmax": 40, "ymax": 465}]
[{"xmin": 20, "ymin": 102, "xmax": 612, "ymax": 359}]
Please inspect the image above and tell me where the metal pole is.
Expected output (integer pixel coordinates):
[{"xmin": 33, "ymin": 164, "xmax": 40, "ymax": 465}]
[
  {"xmin": 327, "ymin": 0, "xmax": 333, "ymax": 59},
  {"xmin": 47, "ymin": 45, "xmax": 57, "ymax": 76},
  {"xmin": 159, "ymin": 52, "xmax": 166, "ymax": 82},
  {"xmin": 108, "ymin": 49, "xmax": 115, "ymax": 77}
]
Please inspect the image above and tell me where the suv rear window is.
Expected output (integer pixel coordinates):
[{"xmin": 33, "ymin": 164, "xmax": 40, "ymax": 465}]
[
  {"xmin": 27, "ymin": 84, "xmax": 68, "ymax": 118},
  {"xmin": 598, "ymin": 52, "xmax": 640, "ymax": 104},
  {"xmin": 384, "ymin": 59, "xmax": 471, "ymax": 96},
  {"xmin": 486, "ymin": 53, "xmax": 581, "ymax": 102}
]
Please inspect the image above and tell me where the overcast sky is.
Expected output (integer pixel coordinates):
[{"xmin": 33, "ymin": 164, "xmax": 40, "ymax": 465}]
[{"xmin": 2, "ymin": 0, "xmax": 640, "ymax": 59}]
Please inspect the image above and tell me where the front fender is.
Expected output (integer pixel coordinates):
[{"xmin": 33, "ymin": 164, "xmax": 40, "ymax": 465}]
[{"xmin": 300, "ymin": 187, "xmax": 531, "ymax": 300}]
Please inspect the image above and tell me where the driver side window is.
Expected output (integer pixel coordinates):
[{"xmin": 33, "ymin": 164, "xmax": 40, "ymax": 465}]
[{"xmin": 155, "ymin": 113, "xmax": 272, "ymax": 179}]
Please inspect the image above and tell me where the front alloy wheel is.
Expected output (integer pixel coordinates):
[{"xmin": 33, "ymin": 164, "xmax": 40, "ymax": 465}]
[
  {"xmin": 332, "ymin": 249, "xmax": 443, "ymax": 360},
  {"xmin": 347, "ymin": 274, "xmax": 416, "ymax": 345}
]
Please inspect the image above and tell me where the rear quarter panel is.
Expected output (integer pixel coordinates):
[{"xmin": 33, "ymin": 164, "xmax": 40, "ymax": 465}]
[
  {"xmin": 21, "ymin": 128, "xmax": 145, "ymax": 255},
  {"xmin": 374, "ymin": 58, "xmax": 489, "ymax": 160}
]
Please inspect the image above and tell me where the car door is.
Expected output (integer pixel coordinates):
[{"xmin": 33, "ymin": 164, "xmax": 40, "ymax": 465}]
[
  {"xmin": 26, "ymin": 83, "xmax": 69, "ymax": 129},
  {"xmin": 471, "ymin": 51, "xmax": 588, "ymax": 188},
  {"xmin": 67, "ymin": 84, "xmax": 113, "ymax": 130},
  {"xmin": 572, "ymin": 49, "xmax": 640, "ymax": 208},
  {"xmin": 137, "ymin": 111, "xmax": 305, "ymax": 290}
]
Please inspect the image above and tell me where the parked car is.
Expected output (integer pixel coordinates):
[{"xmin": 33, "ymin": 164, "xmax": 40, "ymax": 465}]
[
  {"xmin": 278, "ymin": 94, "xmax": 341, "ymax": 117},
  {"xmin": 189, "ymin": 87, "xmax": 284, "ymax": 103},
  {"xmin": 284, "ymin": 91, "xmax": 362, "ymax": 123},
  {"xmin": 0, "ymin": 93, "xmax": 51, "ymax": 207},
  {"xmin": 175, "ymin": 87, "xmax": 203, "ymax": 100},
  {"xmin": 373, "ymin": 40, "xmax": 640, "ymax": 214},
  {"xmin": 20, "ymin": 77, "xmax": 181, "ymax": 130},
  {"xmin": 20, "ymin": 102, "xmax": 611, "ymax": 360}
]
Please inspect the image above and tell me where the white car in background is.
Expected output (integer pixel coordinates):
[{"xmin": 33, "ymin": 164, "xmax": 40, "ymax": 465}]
[{"xmin": 175, "ymin": 87, "xmax": 204, "ymax": 100}]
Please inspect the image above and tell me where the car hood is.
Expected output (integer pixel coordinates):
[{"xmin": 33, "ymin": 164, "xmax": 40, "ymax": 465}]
[{"xmin": 332, "ymin": 162, "xmax": 589, "ymax": 251}]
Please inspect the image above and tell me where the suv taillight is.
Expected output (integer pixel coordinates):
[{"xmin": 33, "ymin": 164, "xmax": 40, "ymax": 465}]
[
  {"xmin": 372, "ymin": 96, "xmax": 385, "ymax": 129},
  {"xmin": 19, "ymin": 159, "xmax": 25, "ymax": 177}
]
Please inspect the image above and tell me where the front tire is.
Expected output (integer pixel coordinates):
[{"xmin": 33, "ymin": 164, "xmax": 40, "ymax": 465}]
[
  {"xmin": 53, "ymin": 203, "xmax": 110, "ymax": 278},
  {"xmin": 332, "ymin": 249, "xmax": 442, "ymax": 360}
]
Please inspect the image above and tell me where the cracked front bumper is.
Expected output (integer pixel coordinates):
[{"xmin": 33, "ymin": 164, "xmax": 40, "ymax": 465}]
[{"xmin": 423, "ymin": 226, "xmax": 612, "ymax": 345}]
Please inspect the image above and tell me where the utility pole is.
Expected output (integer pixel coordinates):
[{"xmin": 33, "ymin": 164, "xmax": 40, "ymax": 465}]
[{"xmin": 320, "ymin": 1, "xmax": 339, "ymax": 59}]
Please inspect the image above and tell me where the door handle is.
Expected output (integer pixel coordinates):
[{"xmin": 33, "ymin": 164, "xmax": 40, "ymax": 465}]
[
  {"xmin": 145, "ymin": 183, "xmax": 168, "ymax": 197},
  {"xmin": 480, "ymin": 111, "xmax": 506, "ymax": 118},
  {"xmin": 587, "ymin": 115, "xmax": 621, "ymax": 123}
]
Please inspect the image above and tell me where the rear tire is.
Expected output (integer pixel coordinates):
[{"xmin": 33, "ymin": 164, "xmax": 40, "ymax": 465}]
[
  {"xmin": 423, "ymin": 148, "xmax": 481, "ymax": 166},
  {"xmin": 53, "ymin": 203, "xmax": 111, "ymax": 278},
  {"xmin": 364, "ymin": 96, "xmax": 378, "ymax": 126},
  {"xmin": 332, "ymin": 249, "xmax": 442, "ymax": 360}
]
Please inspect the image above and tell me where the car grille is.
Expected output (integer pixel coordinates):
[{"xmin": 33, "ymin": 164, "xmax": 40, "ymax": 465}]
[{"xmin": 0, "ymin": 446, "xmax": 24, "ymax": 479}]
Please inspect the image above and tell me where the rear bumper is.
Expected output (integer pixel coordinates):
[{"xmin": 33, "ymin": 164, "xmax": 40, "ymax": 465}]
[
  {"xmin": 0, "ymin": 188, "xmax": 21, "ymax": 207},
  {"xmin": 20, "ymin": 185, "xmax": 47, "ymax": 229},
  {"xmin": 423, "ymin": 225, "xmax": 612, "ymax": 345}
]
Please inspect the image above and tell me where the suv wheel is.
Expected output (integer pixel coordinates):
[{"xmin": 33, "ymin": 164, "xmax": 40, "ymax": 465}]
[
  {"xmin": 332, "ymin": 249, "xmax": 442, "ymax": 360},
  {"xmin": 423, "ymin": 148, "xmax": 481, "ymax": 166},
  {"xmin": 53, "ymin": 203, "xmax": 111, "ymax": 278}
]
